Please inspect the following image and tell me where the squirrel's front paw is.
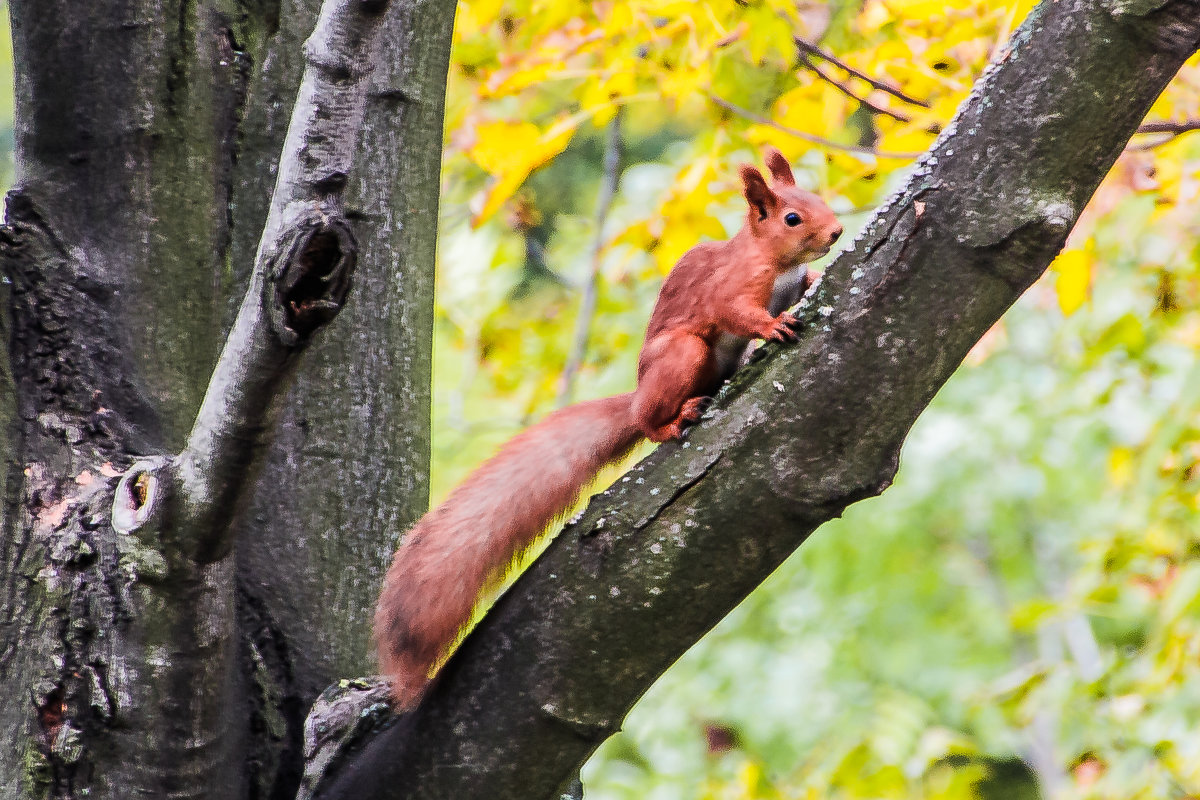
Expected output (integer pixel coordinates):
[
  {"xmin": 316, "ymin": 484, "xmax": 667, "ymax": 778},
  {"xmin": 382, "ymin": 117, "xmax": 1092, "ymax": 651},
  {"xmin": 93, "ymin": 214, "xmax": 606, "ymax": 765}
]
[{"xmin": 764, "ymin": 313, "xmax": 800, "ymax": 342}]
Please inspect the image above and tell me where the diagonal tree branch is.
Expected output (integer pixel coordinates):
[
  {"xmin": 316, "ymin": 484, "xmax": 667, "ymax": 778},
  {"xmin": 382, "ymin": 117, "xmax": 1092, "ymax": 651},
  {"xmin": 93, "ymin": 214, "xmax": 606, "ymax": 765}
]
[
  {"xmin": 312, "ymin": 0, "xmax": 1200, "ymax": 798},
  {"xmin": 1129, "ymin": 116, "xmax": 1200, "ymax": 148},
  {"xmin": 1135, "ymin": 117, "xmax": 1200, "ymax": 135}
]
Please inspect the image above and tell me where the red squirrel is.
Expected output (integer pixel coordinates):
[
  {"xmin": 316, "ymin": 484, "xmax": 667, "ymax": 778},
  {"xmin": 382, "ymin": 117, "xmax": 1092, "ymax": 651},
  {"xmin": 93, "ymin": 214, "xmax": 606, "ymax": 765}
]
[{"xmin": 375, "ymin": 147, "xmax": 842, "ymax": 708}]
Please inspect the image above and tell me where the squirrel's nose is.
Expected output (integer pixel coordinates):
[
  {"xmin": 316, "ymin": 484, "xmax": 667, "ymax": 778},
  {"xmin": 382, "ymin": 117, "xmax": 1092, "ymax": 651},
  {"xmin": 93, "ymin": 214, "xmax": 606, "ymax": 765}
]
[{"xmin": 828, "ymin": 225, "xmax": 843, "ymax": 245}]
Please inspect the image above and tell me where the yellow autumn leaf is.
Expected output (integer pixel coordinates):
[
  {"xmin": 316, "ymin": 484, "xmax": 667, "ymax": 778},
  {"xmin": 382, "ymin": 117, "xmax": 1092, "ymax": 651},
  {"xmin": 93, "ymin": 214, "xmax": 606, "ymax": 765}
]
[
  {"xmin": 459, "ymin": 0, "xmax": 506, "ymax": 29},
  {"xmin": 482, "ymin": 60, "xmax": 562, "ymax": 98},
  {"xmin": 610, "ymin": 219, "xmax": 656, "ymax": 253},
  {"xmin": 772, "ymin": 82, "xmax": 850, "ymax": 145},
  {"xmin": 818, "ymin": 82, "xmax": 851, "ymax": 136},
  {"xmin": 529, "ymin": 0, "xmax": 583, "ymax": 31},
  {"xmin": 877, "ymin": 123, "xmax": 934, "ymax": 155},
  {"xmin": 581, "ymin": 69, "xmax": 638, "ymax": 125},
  {"xmin": 739, "ymin": 759, "xmax": 764, "ymax": 794},
  {"xmin": 894, "ymin": 0, "xmax": 961, "ymax": 21},
  {"xmin": 826, "ymin": 149, "xmax": 877, "ymax": 176},
  {"xmin": 660, "ymin": 59, "xmax": 711, "ymax": 106},
  {"xmin": 858, "ymin": 0, "xmax": 892, "ymax": 33},
  {"xmin": 742, "ymin": 2, "xmax": 795, "ymax": 66},
  {"xmin": 744, "ymin": 123, "xmax": 791, "ymax": 154},
  {"xmin": 1052, "ymin": 248, "xmax": 1092, "ymax": 316},
  {"xmin": 1109, "ymin": 447, "xmax": 1134, "ymax": 489},
  {"xmin": 468, "ymin": 118, "xmax": 578, "ymax": 225},
  {"xmin": 873, "ymin": 38, "xmax": 914, "ymax": 65},
  {"xmin": 603, "ymin": 2, "xmax": 634, "ymax": 34}
]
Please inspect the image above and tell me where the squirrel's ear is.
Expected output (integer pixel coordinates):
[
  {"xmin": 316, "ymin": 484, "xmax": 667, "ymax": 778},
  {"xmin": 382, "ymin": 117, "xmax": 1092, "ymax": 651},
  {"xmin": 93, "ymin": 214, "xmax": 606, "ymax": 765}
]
[
  {"xmin": 764, "ymin": 147, "xmax": 796, "ymax": 186},
  {"xmin": 740, "ymin": 165, "xmax": 777, "ymax": 221}
]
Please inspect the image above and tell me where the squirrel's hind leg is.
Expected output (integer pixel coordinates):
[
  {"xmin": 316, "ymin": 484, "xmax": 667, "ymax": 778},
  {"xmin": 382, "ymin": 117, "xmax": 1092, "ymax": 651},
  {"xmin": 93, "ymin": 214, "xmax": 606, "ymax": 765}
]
[{"xmin": 632, "ymin": 333, "xmax": 714, "ymax": 442}]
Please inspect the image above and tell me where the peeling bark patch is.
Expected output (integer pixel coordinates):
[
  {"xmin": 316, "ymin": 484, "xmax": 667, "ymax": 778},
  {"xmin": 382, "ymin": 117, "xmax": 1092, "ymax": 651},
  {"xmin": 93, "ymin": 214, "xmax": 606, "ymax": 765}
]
[
  {"xmin": 26, "ymin": 483, "xmax": 128, "ymax": 795},
  {"xmin": 2, "ymin": 192, "xmax": 164, "ymax": 451},
  {"xmin": 268, "ymin": 219, "xmax": 357, "ymax": 346},
  {"xmin": 30, "ymin": 681, "xmax": 86, "ymax": 795},
  {"xmin": 1, "ymin": 198, "xmax": 175, "ymax": 786}
]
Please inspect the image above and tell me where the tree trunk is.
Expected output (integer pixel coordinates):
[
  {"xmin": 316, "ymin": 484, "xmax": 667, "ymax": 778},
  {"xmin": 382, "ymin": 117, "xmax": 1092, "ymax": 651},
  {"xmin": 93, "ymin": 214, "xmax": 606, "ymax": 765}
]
[
  {"xmin": 0, "ymin": 1, "xmax": 453, "ymax": 797},
  {"xmin": 226, "ymin": 3, "xmax": 452, "ymax": 793}
]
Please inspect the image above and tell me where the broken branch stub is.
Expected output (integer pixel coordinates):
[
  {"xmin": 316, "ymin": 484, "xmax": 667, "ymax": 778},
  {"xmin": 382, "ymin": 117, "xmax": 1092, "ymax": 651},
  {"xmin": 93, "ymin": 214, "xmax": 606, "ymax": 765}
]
[{"xmin": 110, "ymin": 456, "xmax": 170, "ymax": 536}]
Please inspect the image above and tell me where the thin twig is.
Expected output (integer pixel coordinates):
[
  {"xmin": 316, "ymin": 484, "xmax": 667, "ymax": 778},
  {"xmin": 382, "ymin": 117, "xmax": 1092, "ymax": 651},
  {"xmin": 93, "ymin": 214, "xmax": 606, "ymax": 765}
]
[
  {"xmin": 794, "ymin": 36, "xmax": 931, "ymax": 109},
  {"xmin": 1127, "ymin": 117, "xmax": 1200, "ymax": 150},
  {"xmin": 557, "ymin": 110, "xmax": 623, "ymax": 407},
  {"xmin": 800, "ymin": 55, "xmax": 912, "ymax": 122},
  {"xmin": 1136, "ymin": 117, "xmax": 1200, "ymax": 135},
  {"xmin": 706, "ymin": 93, "xmax": 922, "ymax": 159}
]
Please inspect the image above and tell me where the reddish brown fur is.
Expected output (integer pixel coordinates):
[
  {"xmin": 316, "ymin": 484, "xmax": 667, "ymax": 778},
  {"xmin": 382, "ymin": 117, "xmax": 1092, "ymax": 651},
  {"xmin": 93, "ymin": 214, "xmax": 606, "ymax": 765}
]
[
  {"xmin": 375, "ymin": 148, "xmax": 841, "ymax": 708},
  {"xmin": 633, "ymin": 149, "xmax": 842, "ymax": 442},
  {"xmin": 375, "ymin": 394, "xmax": 643, "ymax": 707}
]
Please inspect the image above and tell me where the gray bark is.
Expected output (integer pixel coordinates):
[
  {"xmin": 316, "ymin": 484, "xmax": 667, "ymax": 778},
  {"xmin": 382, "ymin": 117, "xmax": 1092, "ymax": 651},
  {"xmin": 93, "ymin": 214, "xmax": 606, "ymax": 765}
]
[
  {"xmin": 0, "ymin": 2, "xmax": 452, "ymax": 798},
  {"xmin": 230, "ymin": 1, "xmax": 452, "ymax": 790},
  {"xmin": 312, "ymin": 1, "xmax": 1200, "ymax": 798}
]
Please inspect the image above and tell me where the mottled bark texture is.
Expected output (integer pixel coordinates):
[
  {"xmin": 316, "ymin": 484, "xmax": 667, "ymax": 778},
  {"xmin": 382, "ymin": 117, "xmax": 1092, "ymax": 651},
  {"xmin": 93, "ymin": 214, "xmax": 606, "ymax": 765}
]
[
  {"xmin": 0, "ymin": 2, "xmax": 451, "ymax": 798},
  {"xmin": 228, "ymin": 3, "xmax": 450, "ymax": 790},
  {"xmin": 313, "ymin": 2, "xmax": 1200, "ymax": 799}
]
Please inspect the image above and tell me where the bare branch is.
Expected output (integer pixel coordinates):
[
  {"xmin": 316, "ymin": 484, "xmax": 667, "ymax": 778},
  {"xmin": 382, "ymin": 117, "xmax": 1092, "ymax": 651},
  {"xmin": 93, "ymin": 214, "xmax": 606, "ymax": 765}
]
[
  {"xmin": 1127, "ymin": 116, "xmax": 1200, "ymax": 149},
  {"xmin": 1136, "ymin": 117, "xmax": 1200, "ymax": 135},
  {"xmin": 798, "ymin": 55, "xmax": 913, "ymax": 122}
]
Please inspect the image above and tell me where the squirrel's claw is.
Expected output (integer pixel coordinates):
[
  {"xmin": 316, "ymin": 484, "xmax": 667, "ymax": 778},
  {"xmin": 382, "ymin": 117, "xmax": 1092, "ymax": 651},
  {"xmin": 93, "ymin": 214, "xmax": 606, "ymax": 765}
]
[{"xmin": 766, "ymin": 313, "xmax": 800, "ymax": 342}]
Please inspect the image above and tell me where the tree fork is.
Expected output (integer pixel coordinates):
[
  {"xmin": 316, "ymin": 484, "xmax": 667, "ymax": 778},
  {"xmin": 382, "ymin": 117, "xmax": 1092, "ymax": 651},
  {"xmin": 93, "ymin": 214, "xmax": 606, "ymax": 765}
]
[
  {"xmin": 1, "ymin": 0, "xmax": 399, "ymax": 795},
  {"xmin": 127, "ymin": 0, "xmax": 390, "ymax": 562}
]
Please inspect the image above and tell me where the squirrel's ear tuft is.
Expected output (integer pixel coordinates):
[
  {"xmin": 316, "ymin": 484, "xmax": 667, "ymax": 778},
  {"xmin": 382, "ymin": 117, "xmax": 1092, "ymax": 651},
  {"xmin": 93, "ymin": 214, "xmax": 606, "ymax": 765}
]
[
  {"xmin": 739, "ymin": 165, "xmax": 776, "ymax": 221},
  {"xmin": 764, "ymin": 147, "xmax": 796, "ymax": 186}
]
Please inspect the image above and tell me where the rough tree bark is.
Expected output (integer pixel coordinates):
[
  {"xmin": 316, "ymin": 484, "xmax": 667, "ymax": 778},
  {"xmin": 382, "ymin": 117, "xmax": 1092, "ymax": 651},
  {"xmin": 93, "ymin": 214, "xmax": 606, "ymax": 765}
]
[
  {"xmin": 0, "ymin": 1, "xmax": 453, "ymax": 798},
  {"xmin": 310, "ymin": 2, "xmax": 1200, "ymax": 798}
]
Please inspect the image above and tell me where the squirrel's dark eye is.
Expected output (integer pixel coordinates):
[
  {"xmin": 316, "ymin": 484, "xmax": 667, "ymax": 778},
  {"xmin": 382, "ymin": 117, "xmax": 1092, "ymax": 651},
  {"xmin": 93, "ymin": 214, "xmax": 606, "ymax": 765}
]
[{"xmin": 784, "ymin": 212, "xmax": 802, "ymax": 227}]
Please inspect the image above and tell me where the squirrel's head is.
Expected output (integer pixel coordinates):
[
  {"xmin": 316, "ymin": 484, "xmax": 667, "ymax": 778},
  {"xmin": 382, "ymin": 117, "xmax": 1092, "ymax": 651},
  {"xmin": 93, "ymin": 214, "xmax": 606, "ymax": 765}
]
[{"xmin": 739, "ymin": 148, "xmax": 843, "ymax": 269}]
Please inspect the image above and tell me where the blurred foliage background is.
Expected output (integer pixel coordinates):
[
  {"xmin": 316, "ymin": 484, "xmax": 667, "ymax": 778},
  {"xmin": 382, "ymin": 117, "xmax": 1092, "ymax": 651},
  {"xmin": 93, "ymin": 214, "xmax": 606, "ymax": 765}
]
[
  {"xmin": 2, "ymin": 0, "xmax": 1198, "ymax": 796},
  {"xmin": 436, "ymin": 1, "xmax": 1200, "ymax": 798}
]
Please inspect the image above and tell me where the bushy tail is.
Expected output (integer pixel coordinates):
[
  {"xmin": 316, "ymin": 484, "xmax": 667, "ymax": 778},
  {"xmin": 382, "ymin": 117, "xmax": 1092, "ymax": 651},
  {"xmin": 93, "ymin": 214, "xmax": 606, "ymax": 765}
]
[{"xmin": 374, "ymin": 393, "xmax": 642, "ymax": 708}]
